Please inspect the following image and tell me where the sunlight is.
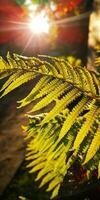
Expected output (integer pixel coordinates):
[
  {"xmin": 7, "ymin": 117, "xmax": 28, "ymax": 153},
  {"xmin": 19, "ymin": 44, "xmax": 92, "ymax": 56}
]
[{"xmin": 28, "ymin": 11, "xmax": 50, "ymax": 34}]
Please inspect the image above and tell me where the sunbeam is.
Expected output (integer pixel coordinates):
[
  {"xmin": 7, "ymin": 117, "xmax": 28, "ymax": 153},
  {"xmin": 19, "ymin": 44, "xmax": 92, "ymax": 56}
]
[
  {"xmin": 21, "ymin": 33, "xmax": 34, "ymax": 55},
  {"xmin": 0, "ymin": 19, "xmax": 28, "ymax": 32},
  {"xmin": 53, "ymin": 11, "xmax": 90, "ymax": 25}
]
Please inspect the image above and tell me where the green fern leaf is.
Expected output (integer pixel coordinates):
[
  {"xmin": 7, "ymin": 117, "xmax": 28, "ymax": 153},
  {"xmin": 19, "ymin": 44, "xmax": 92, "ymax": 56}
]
[
  {"xmin": 58, "ymin": 97, "xmax": 89, "ymax": 142},
  {"xmin": 29, "ymin": 162, "xmax": 45, "ymax": 173},
  {"xmin": 43, "ymin": 61, "xmax": 59, "ymax": 76},
  {"xmin": 29, "ymin": 82, "xmax": 68, "ymax": 113},
  {"xmin": 36, "ymin": 168, "xmax": 52, "ymax": 182},
  {"xmin": 0, "ymin": 71, "xmax": 21, "ymax": 92},
  {"xmin": 64, "ymin": 60, "xmax": 78, "ymax": 83},
  {"xmin": 66, "ymin": 148, "xmax": 79, "ymax": 170},
  {"xmin": 27, "ymin": 156, "xmax": 46, "ymax": 168},
  {"xmin": 82, "ymin": 67, "xmax": 96, "ymax": 95},
  {"xmin": 0, "ymin": 57, "xmax": 9, "ymax": 71},
  {"xmin": 0, "ymin": 71, "xmax": 12, "ymax": 80},
  {"xmin": 47, "ymin": 176, "xmax": 62, "ymax": 192},
  {"xmin": 1, "ymin": 72, "xmax": 35, "ymax": 98},
  {"xmin": 84, "ymin": 124, "xmax": 100, "ymax": 164},
  {"xmin": 39, "ymin": 64, "xmax": 49, "ymax": 73},
  {"xmin": 50, "ymin": 184, "xmax": 60, "ymax": 199},
  {"xmin": 18, "ymin": 76, "xmax": 49, "ymax": 107},
  {"xmin": 7, "ymin": 52, "xmax": 17, "ymax": 68},
  {"xmin": 33, "ymin": 78, "xmax": 61, "ymax": 100},
  {"xmin": 0, "ymin": 53, "xmax": 100, "ymax": 199},
  {"xmin": 73, "ymin": 104, "xmax": 99, "ymax": 149},
  {"xmin": 92, "ymin": 73, "xmax": 100, "ymax": 95},
  {"xmin": 41, "ymin": 88, "xmax": 81, "ymax": 124},
  {"xmin": 39, "ymin": 172, "xmax": 57, "ymax": 187},
  {"xmin": 75, "ymin": 67, "xmax": 92, "ymax": 93},
  {"xmin": 58, "ymin": 60, "xmax": 69, "ymax": 80}
]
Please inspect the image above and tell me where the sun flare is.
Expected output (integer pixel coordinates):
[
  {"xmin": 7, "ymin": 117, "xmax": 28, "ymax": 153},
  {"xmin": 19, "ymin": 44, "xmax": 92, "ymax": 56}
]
[{"xmin": 28, "ymin": 11, "xmax": 50, "ymax": 34}]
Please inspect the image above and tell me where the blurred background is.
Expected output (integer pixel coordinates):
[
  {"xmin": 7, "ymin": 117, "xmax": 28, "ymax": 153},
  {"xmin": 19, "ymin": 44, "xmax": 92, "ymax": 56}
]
[{"xmin": 0, "ymin": 0, "xmax": 94, "ymax": 61}]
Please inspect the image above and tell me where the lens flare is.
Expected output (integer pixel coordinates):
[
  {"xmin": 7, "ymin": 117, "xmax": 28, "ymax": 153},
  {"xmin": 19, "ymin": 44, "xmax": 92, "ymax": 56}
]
[{"xmin": 28, "ymin": 11, "xmax": 50, "ymax": 34}]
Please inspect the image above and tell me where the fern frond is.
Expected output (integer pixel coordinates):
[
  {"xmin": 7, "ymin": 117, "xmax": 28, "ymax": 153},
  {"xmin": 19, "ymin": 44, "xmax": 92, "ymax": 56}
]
[
  {"xmin": 81, "ymin": 67, "xmax": 96, "ymax": 95},
  {"xmin": 41, "ymin": 174, "xmax": 58, "ymax": 190},
  {"xmin": 33, "ymin": 78, "xmax": 61, "ymax": 100},
  {"xmin": 0, "ymin": 56, "xmax": 9, "ymax": 71},
  {"xmin": 42, "ymin": 61, "xmax": 59, "ymax": 76},
  {"xmin": 84, "ymin": 124, "xmax": 100, "ymax": 164},
  {"xmin": 47, "ymin": 176, "xmax": 62, "ymax": 192},
  {"xmin": 50, "ymin": 184, "xmax": 60, "ymax": 199},
  {"xmin": 0, "ymin": 72, "xmax": 36, "ymax": 98},
  {"xmin": 0, "ymin": 53, "xmax": 100, "ymax": 101},
  {"xmin": 27, "ymin": 156, "xmax": 46, "ymax": 168},
  {"xmin": 18, "ymin": 76, "xmax": 50, "ymax": 107},
  {"xmin": 92, "ymin": 73, "xmax": 100, "ymax": 95},
  {"xmin": 0, "ymin": 71, "xmax": 12, "ymax": 80},
  {"xmin": 29, "ymin": 162, "xmax": 45, "ymax": 173},
  {"xmin": 41, "ymin": 88, "xmax": 81, "ymax": 125},
  {"xmin": 0, "ymin": 53, "xmax": 100, "ymax": 199},
  {"xmin": 63, "ymin": 60, "xmax": 78, "ymax": 83},
  {"xmin": 66, "ymin": 148, "xmax": 79, "ymax": 170},
  {"xmin": 29, "ymin": 82, "xmax": 68, "ymax": 113},
  {"xmin": 7, "ymin": 52, "xmax": 18, "ymax": 68},
  {"xmin": 0, "ymin": 71, "xmax": 21, "ymax": 92},
  {"xmin": 72, "ymin": 104, "xmax": 99, "ymax": 149},
  {"xmin": 58, "ymin": 97, "xmax": 90, "ymax": 142}
]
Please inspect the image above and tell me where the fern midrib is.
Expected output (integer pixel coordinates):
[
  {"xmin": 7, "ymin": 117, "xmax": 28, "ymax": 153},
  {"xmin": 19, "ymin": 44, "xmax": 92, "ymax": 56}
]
[
  {"xmin": 21, "ymin": 69, "xmax": 100, "ymax": 100},
  {"xmin": 1, "ymin": 64, "xmax": 100, "ymax": 100}
]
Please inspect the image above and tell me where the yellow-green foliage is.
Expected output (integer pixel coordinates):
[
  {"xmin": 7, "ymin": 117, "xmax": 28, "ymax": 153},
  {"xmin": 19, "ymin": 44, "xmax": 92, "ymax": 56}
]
[{"xmin": 0, "ymin": 53, "xmax": 100, "ymax": 199}]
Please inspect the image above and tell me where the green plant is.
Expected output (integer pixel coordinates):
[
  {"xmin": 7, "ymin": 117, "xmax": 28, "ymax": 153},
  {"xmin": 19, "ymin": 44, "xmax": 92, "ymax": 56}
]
[{"xmin": 0, "ymin": 53, "xmax": 100, "ymax": 199}]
